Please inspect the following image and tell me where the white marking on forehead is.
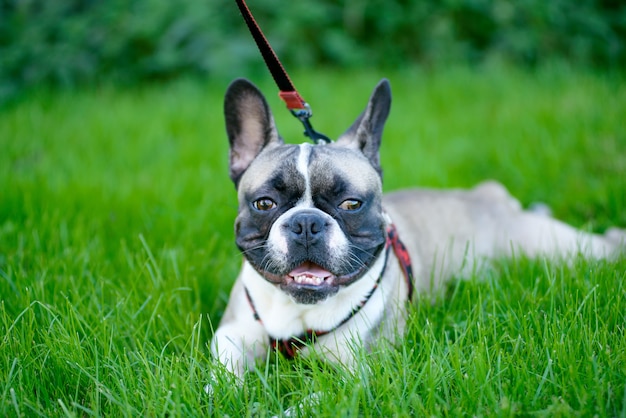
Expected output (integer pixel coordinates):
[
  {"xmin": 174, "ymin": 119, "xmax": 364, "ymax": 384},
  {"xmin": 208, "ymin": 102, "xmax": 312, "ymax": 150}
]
[{"xmin": 296, "ymin": 143, "xmax": 313, "ymax": 204}]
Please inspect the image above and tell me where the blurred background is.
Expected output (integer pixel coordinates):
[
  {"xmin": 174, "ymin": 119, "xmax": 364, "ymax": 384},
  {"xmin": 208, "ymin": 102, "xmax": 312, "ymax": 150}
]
[{"xmin": 1, "ymin": 0, "xmax": 625, "ymax": 103}]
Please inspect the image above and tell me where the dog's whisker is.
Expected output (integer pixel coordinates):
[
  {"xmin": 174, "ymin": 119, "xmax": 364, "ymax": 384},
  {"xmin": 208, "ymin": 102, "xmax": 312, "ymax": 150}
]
[{"xmin": 238, "ymin": 243, "xmax": 271, "ymax": 259}]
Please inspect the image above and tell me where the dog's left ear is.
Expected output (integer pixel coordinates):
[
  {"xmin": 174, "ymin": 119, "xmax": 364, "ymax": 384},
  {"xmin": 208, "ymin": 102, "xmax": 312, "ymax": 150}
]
[
  {"xmin": 336, "ymin": 79, "xmax": 391, "ymax": 175},
  {"xmin": 224, "ymin": 78, "xmax": 283, "ymax": 186}
]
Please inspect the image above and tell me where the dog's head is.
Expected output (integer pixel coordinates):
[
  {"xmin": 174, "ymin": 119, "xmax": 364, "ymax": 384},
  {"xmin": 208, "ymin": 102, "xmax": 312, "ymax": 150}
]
[{"xmin": 225, "ymin": 78, "xmax": 392, "ymax": 304}]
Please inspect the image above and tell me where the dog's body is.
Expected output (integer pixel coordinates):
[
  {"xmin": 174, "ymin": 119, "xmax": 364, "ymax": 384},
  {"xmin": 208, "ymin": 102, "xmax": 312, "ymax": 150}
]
[{"xmin": 211, "ymin": 78, "xmax": 624, "ymax": 377}]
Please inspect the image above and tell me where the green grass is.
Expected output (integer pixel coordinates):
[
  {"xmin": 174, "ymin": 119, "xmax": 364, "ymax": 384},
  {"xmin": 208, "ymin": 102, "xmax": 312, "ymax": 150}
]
[{"xmin": 1, "ymin": 64, "xmax": 625, "ymax": 416}]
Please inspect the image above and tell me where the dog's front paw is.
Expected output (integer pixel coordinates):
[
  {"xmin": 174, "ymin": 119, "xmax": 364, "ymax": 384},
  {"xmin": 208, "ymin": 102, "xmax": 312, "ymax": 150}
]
[
  {"xmin": 528, "ymin": 202, "xmax": 553, "ymax": 217},
  {"xmin": 605, "ymin": 227, "xmax": 626, "ymax": 252}
]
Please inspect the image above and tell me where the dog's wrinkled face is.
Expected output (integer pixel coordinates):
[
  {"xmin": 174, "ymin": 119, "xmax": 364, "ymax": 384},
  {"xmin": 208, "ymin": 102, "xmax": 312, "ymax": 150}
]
[
  {"xmin": 236, "ymin": 143, "xmax": 385, "ymax": 304},
  {"xmin": 224, "ymin": 78, "xmax": 392, "ymax": 304}
]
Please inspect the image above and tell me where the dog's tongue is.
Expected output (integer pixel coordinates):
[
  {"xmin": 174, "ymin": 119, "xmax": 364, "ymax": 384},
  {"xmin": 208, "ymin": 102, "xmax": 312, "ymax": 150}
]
[{"xmin": 288, "ymin": 262, "xmax": 332, "ymax": 285}]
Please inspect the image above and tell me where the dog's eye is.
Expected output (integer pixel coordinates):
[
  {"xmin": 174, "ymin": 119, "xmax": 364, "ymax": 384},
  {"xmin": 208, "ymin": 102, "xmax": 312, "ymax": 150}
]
[
  {"xmin": 339, "ymin": 199, "xmax": 362, "ymax": 211},
  {"xmin": 252, "ymin": 198, "xmax": 277, "ymax": 211}
]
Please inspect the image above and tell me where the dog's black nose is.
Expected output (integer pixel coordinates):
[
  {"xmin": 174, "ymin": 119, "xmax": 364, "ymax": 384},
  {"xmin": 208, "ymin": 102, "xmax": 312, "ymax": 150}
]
[{"xmin": 288, "ymin": 210, "xmax": 327, "ymax": 246}]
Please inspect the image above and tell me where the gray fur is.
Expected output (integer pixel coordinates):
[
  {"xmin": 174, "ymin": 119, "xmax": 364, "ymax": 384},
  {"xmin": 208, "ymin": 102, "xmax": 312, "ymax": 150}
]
[{"xmin": 212, "ymin": 78, "xmax": 625, "ymax": 379}]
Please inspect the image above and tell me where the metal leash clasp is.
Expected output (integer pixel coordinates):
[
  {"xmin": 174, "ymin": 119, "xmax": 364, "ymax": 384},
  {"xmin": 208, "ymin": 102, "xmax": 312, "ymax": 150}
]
[
  {"xmin": 236, "ymin": 0, "xmax": 331, "ymax": 145},
  {"xmin": 290, "ymin": 104, "xmax": 332, "ymax": 145}
]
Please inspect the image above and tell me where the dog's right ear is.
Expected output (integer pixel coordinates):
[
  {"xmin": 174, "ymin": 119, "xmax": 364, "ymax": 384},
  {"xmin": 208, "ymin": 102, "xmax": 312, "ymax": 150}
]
[
  {"xmin": 335, "ymin": 79, "xmax": 391, "ymax": 176},
  {"xmin": 224, "ymin": 78, "xmax": 282, "ymax": 186}
]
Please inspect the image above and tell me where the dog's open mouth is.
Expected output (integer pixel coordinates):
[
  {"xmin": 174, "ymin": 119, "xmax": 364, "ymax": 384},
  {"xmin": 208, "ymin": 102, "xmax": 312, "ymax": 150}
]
[
  {"xmin": 257, "ymin": 259, "xmax": 370, "ymax": 288},
  {"xmin": 254, "ymin": 257, "xmax": 377, "ymax": 304},
  {"xmin": 281, "ymin": 261, "xmax": 339, "ymax": 304},
  {"xmin": 287, "ymin": 261, "xmax": 334, "ymax": 286}
]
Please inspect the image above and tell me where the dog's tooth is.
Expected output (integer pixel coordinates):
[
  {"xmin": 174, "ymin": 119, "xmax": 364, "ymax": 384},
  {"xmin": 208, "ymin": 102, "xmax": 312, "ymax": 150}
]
[{"xmin": 294, "ymin": 274, "xmax": 323, "ymax": 285}]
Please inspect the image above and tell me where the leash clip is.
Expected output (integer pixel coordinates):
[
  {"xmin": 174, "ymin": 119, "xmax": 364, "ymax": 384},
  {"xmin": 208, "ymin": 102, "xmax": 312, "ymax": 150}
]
[
  {"xmin": 290, "ymin": 105, "xmax": 332, "ymax": 145},
  {"xmin": 235, "ymin": 0, "xmax": 331, "ymax": 145},
  {"xmin": 279, "ymin": 91, "xmax": 331, "ymax": 145}
]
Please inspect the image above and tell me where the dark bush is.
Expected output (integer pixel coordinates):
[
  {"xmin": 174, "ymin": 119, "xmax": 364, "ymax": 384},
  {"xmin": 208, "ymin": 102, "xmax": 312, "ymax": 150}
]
[{"xmin": 1, "ymin": 0, "xmax": 624, "ymax": 102}]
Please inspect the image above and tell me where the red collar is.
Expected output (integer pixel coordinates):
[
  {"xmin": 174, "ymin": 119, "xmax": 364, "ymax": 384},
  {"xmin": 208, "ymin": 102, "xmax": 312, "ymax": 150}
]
[{"xmin": 244, "ymin": 223, "xmax": 414, "ymax": 359}]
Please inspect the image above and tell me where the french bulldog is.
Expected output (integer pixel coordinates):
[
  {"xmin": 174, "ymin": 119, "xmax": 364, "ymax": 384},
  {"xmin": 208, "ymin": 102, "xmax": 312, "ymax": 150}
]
[{"xmin": 211, "ymin": 78, "xmax": 624, "ymax": 378}]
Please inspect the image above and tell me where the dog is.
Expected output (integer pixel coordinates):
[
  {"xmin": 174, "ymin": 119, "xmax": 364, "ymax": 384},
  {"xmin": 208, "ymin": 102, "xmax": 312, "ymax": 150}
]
[{"xmin": 211, "ymin": 78, "xmax": 624, "ymax": 378}]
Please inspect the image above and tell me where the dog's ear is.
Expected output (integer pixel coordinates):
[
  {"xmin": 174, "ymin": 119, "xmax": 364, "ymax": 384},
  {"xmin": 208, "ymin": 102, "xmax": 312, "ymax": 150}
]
[
  {"xmin": 335, "ymin": 79, "xmax": 391, "ymax": 175},
  {"xmin": 224, "ymin": 78, "xmax": 282, "ymax": 185}
]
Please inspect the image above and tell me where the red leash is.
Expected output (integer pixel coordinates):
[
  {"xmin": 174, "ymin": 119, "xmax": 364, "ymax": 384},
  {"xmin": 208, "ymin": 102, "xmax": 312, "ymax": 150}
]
[{"xmin": 234, "ymin": 0, "xmax": 331, "ymax": 144}]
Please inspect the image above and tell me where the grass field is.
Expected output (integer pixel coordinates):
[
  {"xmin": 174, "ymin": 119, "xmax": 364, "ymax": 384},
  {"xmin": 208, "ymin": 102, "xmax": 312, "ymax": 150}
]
[{"xmin": 1, "ymin": 64, "xmax": 625, "ymax": 416}]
